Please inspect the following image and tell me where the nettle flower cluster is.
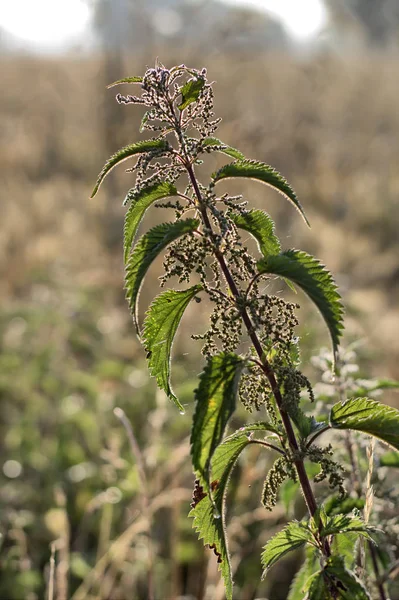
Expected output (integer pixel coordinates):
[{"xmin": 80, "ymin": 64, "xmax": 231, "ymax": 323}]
[{"xmin": 92, "ymin": 63, "xmax": 399, "ymax": 600}]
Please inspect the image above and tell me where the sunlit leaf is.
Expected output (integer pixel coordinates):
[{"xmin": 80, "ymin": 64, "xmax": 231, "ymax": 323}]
[
  {"xmin": 123, "ymin": 181, "xmax": 178, "ymax": 263},
  {"xmin": 191, "ymin": 353, "xmax": 245, "ymax": 488},
  {"xmin": 257, "ymin": 250, "xmax": 344, "ymax": 360},
  {"xmin": 143, "ymin": 285, "xmax": 202, "ymax": 411},
  {"xmin": 201, "ymin": 137, "xmax": 245, "ymax": 160},
  {"xmin": 261, "ymin": 521, "xmax": 312, "ymax": 577},
  {"xmin": 107, "ymin": 76, "xmax": 143, "ymax": 88},
  {"xmin": 232, "ymin": 209, "xmax": 281, "ymax": 258},
  {"xmin": 212, "ymin": 159, "xmax": 309, "ymax": 226},
  {"xmin": 330, "ymin": 397, "xmax": 399, "ymax": 451},
  {"xmin": 91, "ymin": 139, "xmax": 169, "ymax": 197},
  {"xmin": 321, "ymin": 514, "xmax": 375, "ymax": 542},
  {"xmin": 190, "ymin": 422, "xmax": 281, "ymax": 600},
  {"xmin": 178, "ymin": 76, "xmax": 205, "ymax": 110},
  {"xmin": 125, "ymin": 219, "xmax": 199, "ymax": 331}
]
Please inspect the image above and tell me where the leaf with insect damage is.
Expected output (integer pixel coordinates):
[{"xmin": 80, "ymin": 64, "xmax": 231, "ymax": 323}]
[{"xmin": 190, "ymin": 422, "xmax": 279, "ymax": 600}]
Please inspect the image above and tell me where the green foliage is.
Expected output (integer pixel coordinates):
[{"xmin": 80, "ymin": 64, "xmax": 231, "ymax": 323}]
[
  {"xmin": 178, "ymin": 76, "xmax": 205, "ymax": 110},
  {"xmin": 125, "ymin": 219, "xmax": 199, "ymax": 330},
  {"xmin": 320, "ymin": 513, "xmax": 374, "ymax": 541},
  {"xmin": 261, "ymin": 521, "xmax": 312, "ymax": 576},
  {"xmin": 189, "ymin": 480, "xmax": 233, "ymax": 599},
  {"xmin": 323, "ymin": 556, "xmax": 371, "ymax": 599},
  {"xmin": 304, "ymin": 556, "xmax": 371, "ymax": 599},
  {"xmin": 201, "ymin": 137, "xmax": 245, "ymax": 160},
  {"xmin": 91, "ymin": 139, "xmax": 170, "ymax": 197},
  {"xmin": 258, "ymin": 250, "xmax": 344, "ymax": 359},
  {"xmin": 232, "ymin": 209, "xmax": 281, "ymax": 258},
  {"xmin": 190, "ymin": 353, "xmax": 245, "ymax": 488},
  {"xmin": 107, "ymin": 76, "xmax": 143, "ymax": 88},
  {"xmin": 212, "ymin": 159, "xmax": 309, "ymax": 225},
  {"xmin": 143, "ymin": 285, "xmax": 202, "ymax": 411},
  {"xmin": 287, "ymin": 551, "xmax": 319, "ymax": 600},
  {"xmin": 189, "ymin": 422, "xmax": 280, "ymax": 600},
  {"xmin": 123, "ymin": 181, "xmax": 178, "ymax": 263},
  {"xmin": 330, "ymin": 397, "xmax": 399, "ymax": 451}
]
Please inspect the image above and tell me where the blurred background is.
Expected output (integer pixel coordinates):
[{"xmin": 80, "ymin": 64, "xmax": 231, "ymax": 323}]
[{"xmin": 1, "ymin": 1, "xmax": 399, "ymax": 598}]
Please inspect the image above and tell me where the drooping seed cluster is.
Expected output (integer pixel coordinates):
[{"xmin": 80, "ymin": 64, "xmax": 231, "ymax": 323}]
[
  {"xmin": 308, "ymin": 444, "xmax": 345, "ymax": 498},
  {"xmin": 262, "ymin": 455, "xmax": 296, "ymax": 511}
]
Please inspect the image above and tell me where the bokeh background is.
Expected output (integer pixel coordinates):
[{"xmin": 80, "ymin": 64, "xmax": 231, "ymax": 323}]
[{"xmin": 1, "ymin": 1, "xmax": 399, "ymax": 598}]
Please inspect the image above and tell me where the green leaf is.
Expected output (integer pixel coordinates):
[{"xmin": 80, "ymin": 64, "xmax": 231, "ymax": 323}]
[
  {"xmin": 125, "ymin": 219, "xmax": 199, "ymax": 330},
  {"xmin": 178, "ymin": 76, "xmax": 205, "ymax": 110},
  {"xmin": 211, "ymin": 423, "xmax": 279, "ymax": 514},
  {"xmin": 189, "ymin": 422, "xmax": 279, "ymax": 600},
  {"xmin": 231, "ymin": 209, "xmax": 281, "ymax": 258},
  {"xmin": 107, "ymin": 76, "xmax": 143, "ymax": 88},
  {"xmin": 91, "ymin": 139, "xmax": 169, "ymax": 197},
  {"xmin": 189, "ymin": 483, "xmax": 232, "ymax": 599},
  {"xmin": 288, "ymin": 551, "xmax": 320, "ymax": 600},
  {"xmin": 323, "ymin": 556, "xmax": 371, "ymax": 599},
  {"xmin": 380, "ymin": 450, "xmax": 399, "ymax": 467},
  {"xmin": 304, "ymin": 570, "xmax": 329, "ymax": 599},
  {"xmin": 261, "ymin": 521, "xmax": 312, "ymax": 577},
  {"xmin": 142, "ymin": 285, "xmax": 202, "ymax": 412},
  {"xmin": 201, "ymin": 137, "xmax": 245, "ymax": 160},
  {"xmin": 331, "ymin": 531, "xmax": 358, "ymax": 570},
  {"xmin": 324, "ymin": 495, "xmax": 365, "ymax": 516},
  {"xmin": 123, "ymin": 181, "xmax": 178, "ymax": 263},
  {"xmin": 305, "ymin": 557, "xmax": 371, "ymax": 599},
  {"xmin": 257, "ymin": 250, "xmax": 344, "ymax": 360},
  {"xmin": 330, "ymin": 397, "xmax": 399, "ymax": 451},
  {"xmin": 190, "ymin": 353, "xmax": 245, "ymax": 488},
  {"xmin": 321, "ymin": 514, "xmax": 374, "ymax": 541},
  {"xmin": 212, "ymin": 159, "xmax": 309, "ymax": 226}
]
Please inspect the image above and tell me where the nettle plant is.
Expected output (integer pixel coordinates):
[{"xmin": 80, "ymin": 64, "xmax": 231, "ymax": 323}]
[{"xmin": 91, "ymin": 63, "xmax": 399, "ymax": 599}]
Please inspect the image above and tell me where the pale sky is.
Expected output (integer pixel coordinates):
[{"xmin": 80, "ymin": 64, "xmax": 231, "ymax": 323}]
[
  {"xmin": 0, "ymin": 0, "xmax": 326, "ymax": 50},
  {"xmin": 219, "ymin": 0, "xmax": 326, "ymax": 39}
]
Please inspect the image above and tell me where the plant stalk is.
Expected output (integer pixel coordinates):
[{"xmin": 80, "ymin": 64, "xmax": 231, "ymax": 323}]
[{"xmin": 185, "ymin": 162, "xmax": 328, "ymax": 549}]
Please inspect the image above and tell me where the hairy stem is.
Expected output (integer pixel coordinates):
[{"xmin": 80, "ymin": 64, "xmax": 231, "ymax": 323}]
[{"xmin": 184, "ymin": 161, "xmax": 328, "ymax": 550}]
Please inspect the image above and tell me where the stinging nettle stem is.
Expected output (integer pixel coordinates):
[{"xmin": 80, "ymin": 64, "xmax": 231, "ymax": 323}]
[{"xmin": 185, "ymin": 160, "xmax": 325, "ymax": 535}]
